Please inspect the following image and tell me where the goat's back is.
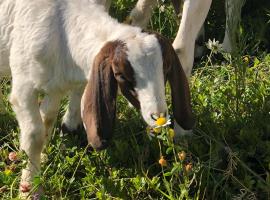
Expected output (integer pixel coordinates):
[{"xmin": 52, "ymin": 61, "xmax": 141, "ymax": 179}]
[{"xmin": 0, "ymin": 0, "xmax": 63, "ymax": 76}]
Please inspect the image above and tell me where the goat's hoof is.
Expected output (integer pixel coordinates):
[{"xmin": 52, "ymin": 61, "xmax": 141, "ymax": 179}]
[
  {"xmin": 19, "ymin": 184, "xmax": 31, "ymax": 199},
  {"xmin": 19, "ymin": 183, "xmax": 44, "ymax": 200},
  {"xmin": 31, "ymin": 187, "xmax": 44, "ymax": 200}
]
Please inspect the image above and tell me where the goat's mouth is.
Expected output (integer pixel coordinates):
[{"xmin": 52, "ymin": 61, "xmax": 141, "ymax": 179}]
[
  {"xmin": 87, "ymin": 136, "xmax": 111, "ymax": 151},
  {"xmin": 141, "ymin": 109, "xmax": 169, "ymax": 127},
  {"xmin": 84, "ymin": 124, "xmax": 112, "ymax": 150}
]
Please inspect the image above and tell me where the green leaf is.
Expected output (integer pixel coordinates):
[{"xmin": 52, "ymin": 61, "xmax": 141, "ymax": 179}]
[
  {"xmin": 166, "ymin": 147, "xmax": 173, "ymax": 154},
  {"xmin": 171, "ymin": 164, "xmax": 181, "ymax": 175},
  {"xmin": 163, "ymin": 172, "xmax": 172, "ymax": 177},
  {"xmin": 69, "ymin": 177, "xmax": 75, "ymax": 184}
]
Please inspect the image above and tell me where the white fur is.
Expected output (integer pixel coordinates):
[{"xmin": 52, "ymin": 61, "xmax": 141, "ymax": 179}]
[
  {"xmin": 129, "ymin": 0, "xmax": 158, "ymax": 28},
  {"xmin": 172, "ymin": 0, "xmax": 212, "ymax": 77},
  {"xmin": 62, "ymin": 87, "xmax": 84, "ymax": 131},
  {"xmin": 0, "ymin": 0, "xmax": 168, "ymax": 195}
]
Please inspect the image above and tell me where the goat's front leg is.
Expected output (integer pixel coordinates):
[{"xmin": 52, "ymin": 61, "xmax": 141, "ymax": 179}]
[
  {"xmin": 40, "ymin": 92, "xmax": 62, "ymax": 141},
  {"xmin": 128, "ymin": 0, "xmax": 158, "ymax": 28},
  {"xmin": 62, "ymin": 87, "xmax": 84, "ymax": 134},
  {"xmin": 9, "ymin": 82, "xmax": 45, "ymax": 197},
  {"xmin": 222, "ymin": 0, "xmax": 245, "ymax": 53},
  {"xmin": 173, "ymin": 0, "xmax": 212, "ymax": 77}
]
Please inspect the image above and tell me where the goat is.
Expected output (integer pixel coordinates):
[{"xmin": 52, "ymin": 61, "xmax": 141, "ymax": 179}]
[{"xmin": 0, "ymin": 0, "xmax": 194, "ymax": 196}]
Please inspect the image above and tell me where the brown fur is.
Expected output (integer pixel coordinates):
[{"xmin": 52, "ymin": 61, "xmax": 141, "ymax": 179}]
[
  {"xmin": 111, "ymin": 42, "xmax": 140, "ymax": 109},
  {"xmin": 154, "ymin": 33, "xmax": 195, "ymax": 130},
  {"xmin": 82, "ymin": 40, "xmax": 139, "ymax": 150}
]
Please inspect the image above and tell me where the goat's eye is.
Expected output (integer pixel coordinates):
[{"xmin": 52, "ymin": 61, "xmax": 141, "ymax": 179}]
[
  {"xmin": 115, "ymin": 73, "xmax": 135, "ymax": 89},
  {"xmin": 116, "ymin": 73, "xmax": 127, "ymax": 82},
  {"xmin": 119, "ymin": 75, "xmax": 126, "ymax": 81}
]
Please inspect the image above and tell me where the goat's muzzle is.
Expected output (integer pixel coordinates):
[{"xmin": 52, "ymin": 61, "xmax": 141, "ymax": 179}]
[{"xmin": 89, "ymin": 137, "xmax": 110, "ymax": 151}]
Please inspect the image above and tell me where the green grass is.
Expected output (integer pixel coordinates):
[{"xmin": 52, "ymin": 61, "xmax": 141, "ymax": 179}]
[
  {"xmin": 1, "ymin": 1, "xmax": 270, "ymax": 199},
  {"xmin": 1, "ymin": 53, "xmax": 269, "ymax": 199}
]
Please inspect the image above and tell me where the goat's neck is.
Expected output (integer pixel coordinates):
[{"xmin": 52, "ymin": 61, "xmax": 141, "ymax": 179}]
[{"xmin": 63, "ymin": 1, "xmax": 142, "ymax": 79}]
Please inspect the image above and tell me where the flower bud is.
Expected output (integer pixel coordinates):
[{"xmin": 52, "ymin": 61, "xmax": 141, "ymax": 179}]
[
  {"xmin": 178, "ymin": 151, "xmax": 186, "ymax": 161},
  {"xmin": 8, "ymin": 152, "xmax": 18, "ymax": 162},
  {"xmin": 159, "ymin": 156, "xmax": 167, "ymax": 167}
]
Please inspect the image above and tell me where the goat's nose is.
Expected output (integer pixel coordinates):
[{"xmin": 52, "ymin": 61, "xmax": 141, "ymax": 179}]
[{"xmin": 90, "ymin": 139, "xmax": 109, "ymax": 151}]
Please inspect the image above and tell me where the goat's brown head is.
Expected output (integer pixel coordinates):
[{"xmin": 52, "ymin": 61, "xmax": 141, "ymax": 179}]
[{"xmin": 81, "ymin": 33, "xmax": 194, "ymax": 150}]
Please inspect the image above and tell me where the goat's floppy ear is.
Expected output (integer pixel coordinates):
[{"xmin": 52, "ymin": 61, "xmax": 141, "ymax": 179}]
[
  {"xmin": 168, "ymin": 51, "xmax": 195, "ymax": 130},
  {"xmin": 156, "ymin": 34, "xmax": 195, "ymax": 130},
  {"xmin": 82, "ymin": 42, "xmax": 118, "ymax": 150}
]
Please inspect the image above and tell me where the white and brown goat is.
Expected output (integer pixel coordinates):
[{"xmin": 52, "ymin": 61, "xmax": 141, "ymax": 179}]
[{"xmin": 0, "ymin": 0, "xmax": 194, "ymax": 196}]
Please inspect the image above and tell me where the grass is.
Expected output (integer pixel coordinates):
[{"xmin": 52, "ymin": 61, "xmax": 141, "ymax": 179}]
[{"xmin": 1, "ymin": 1, "xmax": 270, "ymax": 199}]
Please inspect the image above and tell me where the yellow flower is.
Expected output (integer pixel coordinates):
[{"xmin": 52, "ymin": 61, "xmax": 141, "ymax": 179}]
[
  {"xmin": 178, "ymin": 151, "xmax": 186, "ymax": 161},
  {"xmin": 168, "ymin": 128, "xmax": 175, "ymax": 139},
  {"xmin": 155, "ymin": 117, "xmax": 167, "ymax": 126},
  {"xmin": 153, "ymin": 127, "xmax": 162, "ymax": 134},
  {"xmin": 158, "ymin": 156, "xmax": 167, "ymax": 167},
  {"xmin": 4, "ymin": 168, "xmax": 12, "ymax": 176}
]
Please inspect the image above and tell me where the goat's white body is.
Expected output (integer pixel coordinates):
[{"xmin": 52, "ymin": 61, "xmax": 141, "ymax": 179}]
[
  {"xmin": 2, "ymin": 0, "xmax": 137, "ymax": 91},
  {"xmin": 0, "ymin": 0, "xmax": 168, "ymax": 195},
  {"xmin": 0, "ymin": 0, "xmax": 13, "ymax": 76}
]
